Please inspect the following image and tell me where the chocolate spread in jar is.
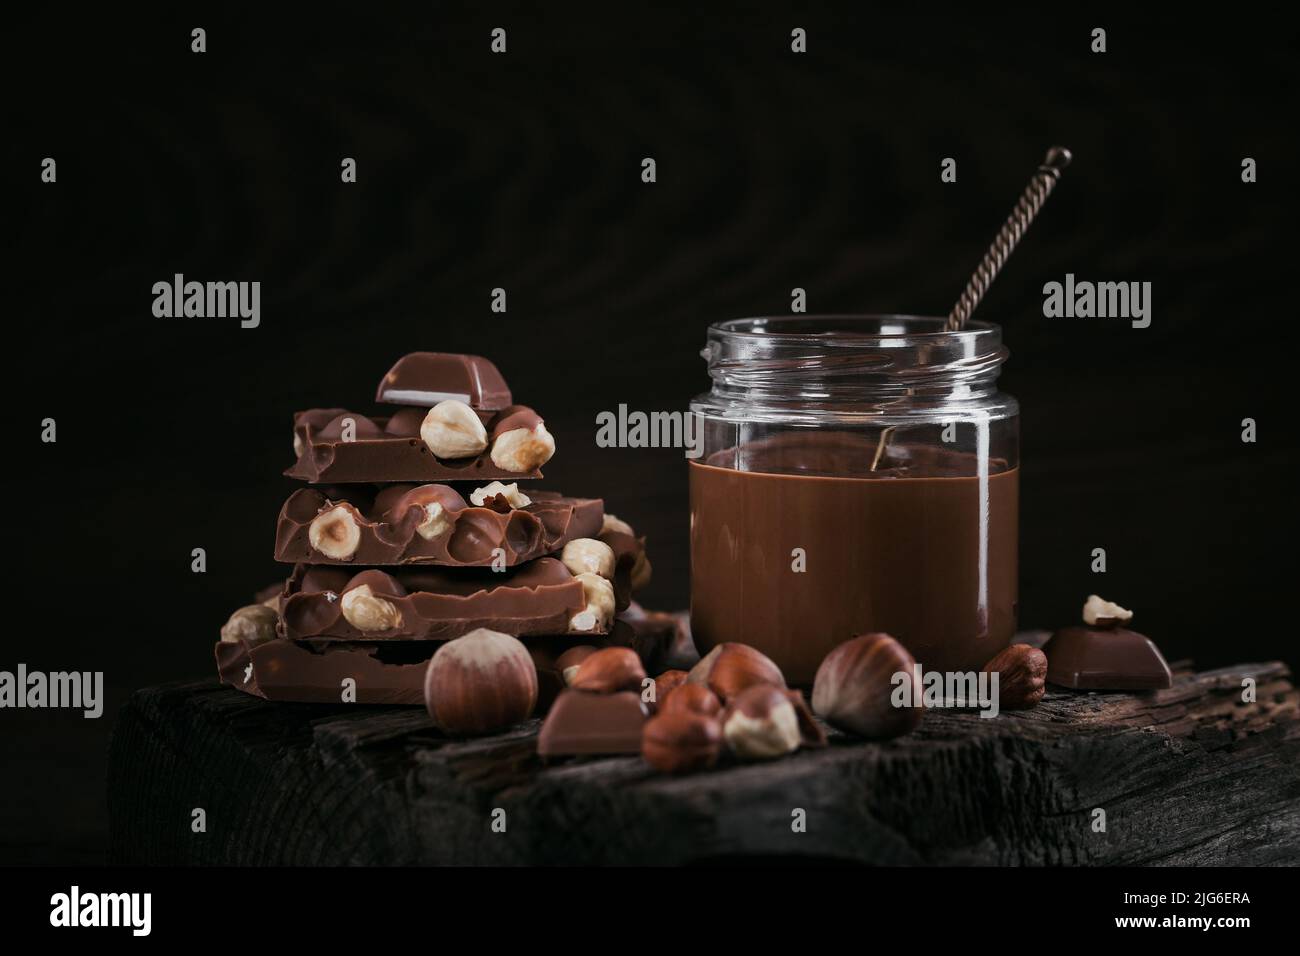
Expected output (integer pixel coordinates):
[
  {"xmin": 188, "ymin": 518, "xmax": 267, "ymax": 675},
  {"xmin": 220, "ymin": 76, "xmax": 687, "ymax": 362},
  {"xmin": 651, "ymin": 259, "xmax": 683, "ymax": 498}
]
[{"xmin": 689, "ymin": 432, "xmax": 1018, "ymax": 685}]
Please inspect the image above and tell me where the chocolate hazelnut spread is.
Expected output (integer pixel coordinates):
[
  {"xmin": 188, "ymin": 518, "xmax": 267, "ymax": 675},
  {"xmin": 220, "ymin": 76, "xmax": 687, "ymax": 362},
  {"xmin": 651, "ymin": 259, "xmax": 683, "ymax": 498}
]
[{"xmin": 689, "ymin": 434, "xmax": 1018, "ymax": 685}]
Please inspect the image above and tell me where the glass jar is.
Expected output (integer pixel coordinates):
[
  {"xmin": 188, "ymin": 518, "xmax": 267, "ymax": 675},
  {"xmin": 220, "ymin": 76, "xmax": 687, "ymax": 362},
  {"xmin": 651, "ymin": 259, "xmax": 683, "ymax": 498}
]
[{"xmin": 689, "ymin": 315, "xmax": 1019, "ymax": 685}]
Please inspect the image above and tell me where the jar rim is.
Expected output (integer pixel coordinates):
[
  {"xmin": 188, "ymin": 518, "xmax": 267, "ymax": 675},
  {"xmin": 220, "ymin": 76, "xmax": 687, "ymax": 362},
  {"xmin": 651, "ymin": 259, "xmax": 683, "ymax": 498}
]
[{"xmin": 709, "ymin": 314, "xmax": 1001, "ymax": 347}]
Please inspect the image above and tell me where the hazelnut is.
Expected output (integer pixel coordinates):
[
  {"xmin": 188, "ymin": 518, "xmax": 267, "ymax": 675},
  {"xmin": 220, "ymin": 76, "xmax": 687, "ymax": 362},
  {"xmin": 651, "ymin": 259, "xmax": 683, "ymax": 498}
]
[
  {"xmin": 601, "ymin": 513, "xmax": 635, "ymax": 537},
  {"xmin": 642, "ymin": 710, "xmax": 723, "ymax": 774},
  {"xmin": 660, "ymin": 681, "xmax": 720, "ymax": 717},
  {"xmin": 420, "ymin": 400, "xmax": 488, "ymax": 459},
  {"xmin": 220, "ymin": 604, "xmax": 278, "ymax": 647},
  {"xmin": 308, "ymin": 504, "xmax": 362, "ymax": 560},
  {"xmin": 560, "ymin": 538, "xmax": 616, "ymax": 579},
  {"xmin": 811, "ymin": 633, "xmax": 923, "ymax": 739},
  {"xmin": 687, "ymin": 643, "xmax": 786, "ymax": 702},
  {"xmin": 650, "ymin": 669, "xmax": 690, "ymax": 711},
  {"xmin": 469, "ymin": 480, "xmax": 531, "ymax": 509},
  {"xmin": 721, "ymin": 684, "xmax": 802, "ymax": 760},
  {"xmin": 385, "ymin": 484, "xmax": 466, "ymax": 540},
  {"xmin": 982, "ymin": 643, "xmax": 1048, "ymax": 709},
  {"xmin": 556, "ymin": 645, "xmax": 599, "ymax": 685},
  {"xmin": 490, "ymin": 421, "xmax": 556, "ymax": 472},
  {"xmin": 1082, "ymin": 594, "xmax": 1133, "ymax": 628},
  {"xmin": 569, "ymin": 647, "xmax": 646, "ymax": 693},
  {"xmin": 340, "ymin": 584, "xmax": 402, "ymax": 632},
  {"xmin": 568, "ymin": 572, "xmax": 616, "ymax": 634},
  {"xmin": 424, "ymin": 627, "xmax": 539, "ymax": 736}
]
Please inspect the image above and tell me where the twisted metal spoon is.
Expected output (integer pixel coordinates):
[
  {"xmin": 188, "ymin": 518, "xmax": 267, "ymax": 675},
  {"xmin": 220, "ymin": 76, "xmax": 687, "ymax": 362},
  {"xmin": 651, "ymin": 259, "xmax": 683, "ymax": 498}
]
[{"xmin": 945, "ymin": 146, "xmax": 1072, "ymax": 331}]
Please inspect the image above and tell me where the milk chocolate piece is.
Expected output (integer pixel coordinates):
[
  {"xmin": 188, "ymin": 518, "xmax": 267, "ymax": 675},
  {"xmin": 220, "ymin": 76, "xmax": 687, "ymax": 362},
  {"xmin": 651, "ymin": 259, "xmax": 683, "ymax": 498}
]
[
  {"xmin": 286, "ymin": 406, "xmax": 544, "ymax": 483},
  {"xmin": 537, "ymin": 690, "xmax": 648, "ymax": 756},
  {"xmin": 215, "ymin": 637, "xmax": 432, "ymax": 705},
  {"xmin": 1043, "ymin": 626, "xmax": 1173, "ymax": 691},
  {"xmin": 275, "ymin": 485, "xmax": 603, "ymax": 567},
  {"xmin": 279, "ymin": 559, "xmax": 617, "ymax": 641},
  {"xmin": 376, "ymin": 353, "xmax": 512, "ymax": 409}
]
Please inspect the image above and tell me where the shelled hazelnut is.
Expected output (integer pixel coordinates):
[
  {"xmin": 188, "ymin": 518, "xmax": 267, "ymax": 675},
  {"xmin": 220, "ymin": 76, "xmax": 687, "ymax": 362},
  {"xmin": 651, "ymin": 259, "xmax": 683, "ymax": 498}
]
[
  {"xmin": 982, "ymin": 644, "xmax": 1048, "ymax": 708},
  {"xmin": 687, "ymin": 643, "xmax": 786, "ymax": 702},
  {"xmin": 569, "ymin": 647, "xmax": 646, "ymax": 694}
]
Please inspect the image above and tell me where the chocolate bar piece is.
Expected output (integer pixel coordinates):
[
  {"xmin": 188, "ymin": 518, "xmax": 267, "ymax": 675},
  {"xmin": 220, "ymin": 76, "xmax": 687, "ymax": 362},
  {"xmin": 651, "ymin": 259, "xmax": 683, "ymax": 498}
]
[
  {"xmin": 1043, "ymin": 626, "xmax": 1173, "ymax": 691},
  {"xmin": 274, "ymin": 485, "xmax": 603, "ymax": 567},
  {"xmin": 216, "ymin": 636, "xmax": 433, "ymax": 705},
  {"xmin": 537, "ymin": 690, "xmax": 648, "ymax": 756},
  {"xmin": 216, "ymin": 619, "xmax": 664, "ymax": 708},
  {"xmin": 285, "ymin": 406, "xmax": 545, "ymax": 483},
  {"xmin": 279, "ymin": 559, "xmax": 619, "ymax": 641},
  {"xmin": 375, "ymin": 352, "xmax": 512, "ymax": 409}
]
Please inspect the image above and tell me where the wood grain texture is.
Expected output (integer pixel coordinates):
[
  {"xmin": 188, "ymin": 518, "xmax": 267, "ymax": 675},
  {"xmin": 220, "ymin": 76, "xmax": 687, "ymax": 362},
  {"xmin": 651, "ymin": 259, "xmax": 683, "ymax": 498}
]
[{"xmin": 108, "ymin": 660, "xmax": 1300, "ymax": 865}]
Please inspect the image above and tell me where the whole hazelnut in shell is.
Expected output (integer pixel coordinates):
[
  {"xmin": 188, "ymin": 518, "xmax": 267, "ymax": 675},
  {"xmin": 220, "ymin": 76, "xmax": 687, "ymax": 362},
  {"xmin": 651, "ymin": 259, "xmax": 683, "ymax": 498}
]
[
  {"xmin": 424, "ymin": 627, "xmax": 538, "ymax": 736},
  {"xmin": 811, "ymin": 633, "xmax": 923, "ymax": 739}
]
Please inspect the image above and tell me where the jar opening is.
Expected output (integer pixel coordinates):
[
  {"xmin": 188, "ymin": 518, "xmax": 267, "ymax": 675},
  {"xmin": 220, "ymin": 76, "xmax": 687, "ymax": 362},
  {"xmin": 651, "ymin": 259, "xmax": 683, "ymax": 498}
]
[{"xmin": 703, "ymin": 315, "xmax": 1008, "ymax": 399}]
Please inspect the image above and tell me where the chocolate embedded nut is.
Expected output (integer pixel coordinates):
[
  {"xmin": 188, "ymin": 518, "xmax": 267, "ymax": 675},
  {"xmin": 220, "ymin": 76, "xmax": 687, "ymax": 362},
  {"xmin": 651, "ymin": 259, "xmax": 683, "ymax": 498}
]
[
  {"xmin": 469, "ymin": 480, "xmax": 531, "ymax": 509},
  {"xmin": 687, "ymin": 643, "xmax": 786, "ymax": 702},
  {"xmin": 982, "ymin": 643, "xmax": 1048, "ymax": 708},
  {"xmin": 650, "ymin": 669, "xmax": 689, "ymax": 711},
  {"xmin": 308, "ymin": 503, "xmax": 362, "ymax": 560},
  {"xmin": 419, "ymin": 399, "xmax": 489, "ymax": 459},
  {"xmin": 660, "ymin": 681, "xmax": 721, "ymax": 717},
  {"xmin": 556, "ymin": 645, "xmax": 599, "ymax": 686},
  {"xmin": 339, "ymin": 583, "xmax": 403, "ymax": 632},
  {"xmin": 384, "ymin": 484, "xmax": 467, "ymax": 540},
  {"xmin": 811, "ymin": 632, "xmax": 923, "ymax": 739},
  {"xmin": 568, "ymin": 572, "xmax": 616, "ymax": 633},
  {"xmin": 424, "ymin": 627, "xmax": 539, "ymax": 736},
  {"xmin": 560, "ymin": 538, "xmax": 616, "ymax": 579},
  {"xmin": 720, "ymin": 684, "xmax": 802, "ymax": 760},
  {"xmin": 220, "ymin": 604, "xmax": 278, "ymax": 647},
  {"xmin": 1082, "ymin": 594, "xmax": 1133, "ymax": 628},
  {"xmin": 569, "ymin": 646, "xmax": 646, "ymax": 694},
  {"xmin": 642, "ymin": 709, "xmax": 723, "ymax": 774},
  {"xmin": 490, "ymin": 421, "xmax": 556, "ymax": 473}
]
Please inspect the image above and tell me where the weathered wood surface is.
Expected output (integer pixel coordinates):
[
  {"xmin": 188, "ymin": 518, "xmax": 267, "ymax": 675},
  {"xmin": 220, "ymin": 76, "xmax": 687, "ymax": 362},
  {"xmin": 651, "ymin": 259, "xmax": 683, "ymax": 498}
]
[{"xmin": 108, "ymin": 659, "xmax": 1300, "ymax": 865}]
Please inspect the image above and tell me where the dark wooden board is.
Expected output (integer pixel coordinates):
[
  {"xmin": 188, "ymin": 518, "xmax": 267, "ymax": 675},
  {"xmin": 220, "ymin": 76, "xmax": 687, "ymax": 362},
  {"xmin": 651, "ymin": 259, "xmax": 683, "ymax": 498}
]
[{"xmin": 107, "ymin": 658, "xmax": 1300, "ymax": 866}]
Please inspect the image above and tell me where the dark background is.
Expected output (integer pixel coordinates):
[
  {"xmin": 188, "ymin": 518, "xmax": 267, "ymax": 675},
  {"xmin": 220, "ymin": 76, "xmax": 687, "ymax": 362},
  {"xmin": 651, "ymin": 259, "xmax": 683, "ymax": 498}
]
[{"xmin": 7, "ymin": 6, "xmax": 1297, "ymax": 863}]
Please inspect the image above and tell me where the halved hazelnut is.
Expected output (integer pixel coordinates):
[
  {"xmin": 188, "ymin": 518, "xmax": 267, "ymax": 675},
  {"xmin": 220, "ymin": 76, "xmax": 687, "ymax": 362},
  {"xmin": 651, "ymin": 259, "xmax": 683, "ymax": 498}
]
[
  {"xmin": 560, "ymin": 538, "xmax": 616, "ymax": 579},
  {"xmin": 469, "ymin": 480, "xmax": 531, "ymax": 509},
  {"xmin": 490, "ymin": 422, "xmax": 555, "ymax": 472},
  {"xmin": 420, "ymin": 399, "xmax": 488, "ymax": 459},
  {"xmin": 1082, "ymin": 594, "xmax": 1133, "ymax": 628},
  {"xmin": 308, "ymin": 504, "xmax": 362, "ymax": 560},
  {"xmin": 340, "ymin": 584, "xmax": 402, "ymax": 632}
]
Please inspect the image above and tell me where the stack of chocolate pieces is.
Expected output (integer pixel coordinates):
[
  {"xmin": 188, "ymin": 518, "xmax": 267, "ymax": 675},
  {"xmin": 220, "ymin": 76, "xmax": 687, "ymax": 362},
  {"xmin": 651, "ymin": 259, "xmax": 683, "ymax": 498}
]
[{"xmin": 215, "ymin": 352, "xmax": 659, "ymax": 706}]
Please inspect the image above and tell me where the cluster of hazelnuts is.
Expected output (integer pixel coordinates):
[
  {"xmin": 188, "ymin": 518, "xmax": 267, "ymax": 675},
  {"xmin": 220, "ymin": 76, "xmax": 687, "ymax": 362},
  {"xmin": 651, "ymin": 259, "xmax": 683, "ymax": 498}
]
[{"xmin": 422, "ymin": 626, "xmax": 1050, "ymax": 775}]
